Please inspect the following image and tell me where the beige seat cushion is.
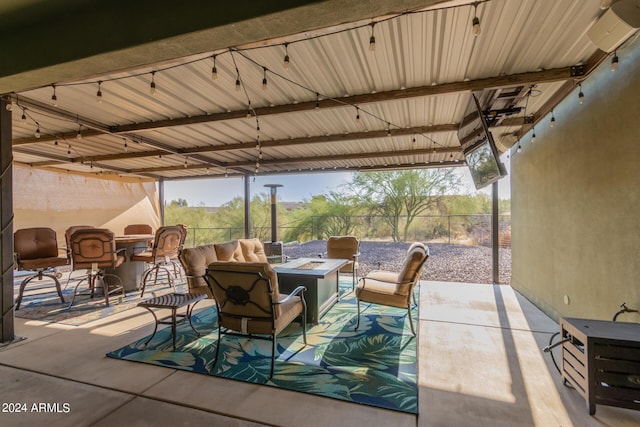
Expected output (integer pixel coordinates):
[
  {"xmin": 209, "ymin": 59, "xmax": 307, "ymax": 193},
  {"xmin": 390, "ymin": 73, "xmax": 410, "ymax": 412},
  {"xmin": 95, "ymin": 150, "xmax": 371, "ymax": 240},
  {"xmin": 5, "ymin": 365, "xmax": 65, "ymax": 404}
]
[
  {"xmin": 238, "ymin": 238, "xmax": 268, "ymax": 263},
  {"xmin": 214, "ymin": 240, "xmax": 244, "ymax": 261},
  {"xmin": 178, "ymin": 244, "xmax": 218, "ymax": 297}
]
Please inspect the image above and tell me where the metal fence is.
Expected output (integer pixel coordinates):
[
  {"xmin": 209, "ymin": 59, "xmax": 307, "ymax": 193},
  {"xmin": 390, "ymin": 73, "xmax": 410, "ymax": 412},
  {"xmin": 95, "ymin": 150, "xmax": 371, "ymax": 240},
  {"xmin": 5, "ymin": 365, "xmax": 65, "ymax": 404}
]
[{"xmin": 184, "ymin": 214, "xmax": 511, "ymax": 248}]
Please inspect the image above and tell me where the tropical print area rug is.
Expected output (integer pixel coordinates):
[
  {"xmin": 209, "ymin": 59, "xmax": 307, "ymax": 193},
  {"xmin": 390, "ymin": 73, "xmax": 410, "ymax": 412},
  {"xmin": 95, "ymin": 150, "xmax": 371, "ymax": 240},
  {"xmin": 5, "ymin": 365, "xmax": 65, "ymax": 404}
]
[
  {"xmin": 14, "ymin": 274, "xmax": 186, "ymax": 326},
  {"xmin": 107, "ymin": 282, "xmax": 419, "ymax": 414}
]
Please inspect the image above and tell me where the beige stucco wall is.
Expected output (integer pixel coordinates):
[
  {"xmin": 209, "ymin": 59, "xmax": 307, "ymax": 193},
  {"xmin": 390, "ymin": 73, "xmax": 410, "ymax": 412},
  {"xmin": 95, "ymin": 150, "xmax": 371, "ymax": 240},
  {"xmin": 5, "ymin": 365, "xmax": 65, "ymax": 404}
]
[
  {"xmin": 13, "ymin": 164, "xmax": 161, "ymax": 248},
  {"xmin": 511, "ymin": 39, "xmax": 640, "ymax": 323}
]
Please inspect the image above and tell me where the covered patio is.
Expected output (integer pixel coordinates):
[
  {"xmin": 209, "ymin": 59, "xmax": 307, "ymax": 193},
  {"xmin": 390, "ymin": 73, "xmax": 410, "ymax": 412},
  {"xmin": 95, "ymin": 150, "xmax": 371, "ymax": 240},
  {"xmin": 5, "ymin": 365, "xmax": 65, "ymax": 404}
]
[
  {"xmin": 2, "ymin": 0, "xmax": 640, "ymax": 425},
  {"xmin": 3, "ymin": 280, "xmax": 638, "ymax": 426}
]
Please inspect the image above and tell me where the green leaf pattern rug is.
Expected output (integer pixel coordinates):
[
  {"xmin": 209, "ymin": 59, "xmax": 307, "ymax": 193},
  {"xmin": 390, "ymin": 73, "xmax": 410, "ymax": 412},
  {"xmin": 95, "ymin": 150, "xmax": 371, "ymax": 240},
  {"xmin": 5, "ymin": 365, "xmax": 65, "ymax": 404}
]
[{"xmin": 108, "ymin": 283, "xmax": 418, "ymax": 414}]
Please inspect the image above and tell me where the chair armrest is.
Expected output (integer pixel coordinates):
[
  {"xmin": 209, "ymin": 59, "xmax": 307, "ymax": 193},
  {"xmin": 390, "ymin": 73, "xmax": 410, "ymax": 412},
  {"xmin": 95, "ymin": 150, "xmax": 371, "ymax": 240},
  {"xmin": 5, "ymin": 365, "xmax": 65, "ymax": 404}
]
[
  {"xmin": 359, "ymin": 276, "xmax": 413, "ymax": 289},
  {"xmin": 13, "ymin": 252, "xmax": 20, "ymax": 269},
  {"xmin": 116, "ymin": 248, "xmax": 127, "ymax": 257},
  {"xmin": 352, "ymin": 251, "xmax": 361, "ymax": 260},
  {"xmin": 275, "ymin": 285, "xmax": 306, "ymax": 304}
]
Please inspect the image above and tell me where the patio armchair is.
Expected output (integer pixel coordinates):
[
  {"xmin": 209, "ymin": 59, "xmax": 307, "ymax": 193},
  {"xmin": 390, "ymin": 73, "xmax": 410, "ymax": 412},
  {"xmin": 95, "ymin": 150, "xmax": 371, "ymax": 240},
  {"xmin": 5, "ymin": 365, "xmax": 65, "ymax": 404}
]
[
  {"xmin": 131, "ymin": 225, "xmax": 186, "ymax": 297},
  {"xmin": 355, "ymin": 242, "xmax": 429, "ymax": 336},
  {"xmin": 325, "ymin": 236, "xmax": 360, "ymax": 289},
  {"xmin": 67, "ymin": 228, "xmax": 126, "ymax": 308},
  {"xmin": 205, "ymin": 261, "xmax": 307, "ymax": 378},
  {"xmin": 13, "ymin": 227, "xmax": 68, "ymax": 310}
]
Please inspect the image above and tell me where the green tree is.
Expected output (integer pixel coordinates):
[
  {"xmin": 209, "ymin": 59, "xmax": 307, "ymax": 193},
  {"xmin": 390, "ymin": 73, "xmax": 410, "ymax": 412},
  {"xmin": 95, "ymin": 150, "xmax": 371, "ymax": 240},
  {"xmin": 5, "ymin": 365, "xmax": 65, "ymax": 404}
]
[
  {"xmin": 348, "ymin": 169, "xmax": 461, "ymax": 241},
  {"xmin": 284, "ymin": 192, "xmax": 362, "ymax": 241}
]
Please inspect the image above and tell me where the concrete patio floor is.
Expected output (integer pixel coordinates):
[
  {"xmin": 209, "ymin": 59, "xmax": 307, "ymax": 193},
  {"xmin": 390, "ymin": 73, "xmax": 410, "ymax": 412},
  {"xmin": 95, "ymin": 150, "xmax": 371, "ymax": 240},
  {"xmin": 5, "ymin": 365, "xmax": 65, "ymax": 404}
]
[{"xmin": 1, "ymin": 281, "xmax": 639, "ymax": 426}]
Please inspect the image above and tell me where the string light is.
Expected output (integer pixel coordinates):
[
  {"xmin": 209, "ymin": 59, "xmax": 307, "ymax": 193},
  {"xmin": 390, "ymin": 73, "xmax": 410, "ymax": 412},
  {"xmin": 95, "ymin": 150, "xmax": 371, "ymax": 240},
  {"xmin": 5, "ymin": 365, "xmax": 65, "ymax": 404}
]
[
  {"xmin": 35, "ymin": 123, "xmax": 41, "ymax": 138},
  {"xmin": 315, "ymin": 92, "xmax": 320, "ymax": 109},
  {"xmin": 76, "ymin": 124, "xmax": 82, "ymax": 139},
  {"xmin": 387, "ymin": 122, "xmax": 392, "ymax": 136},
  {"xmin": 531, "ymin": 127, "xmax": 536, "ymax": 142},
  {"xmin": 246, "ymin": 102, "xmax": 252, "ymax": 118},
  {"xmin": 283, "ymin": 43, "xmax": 290, "ymax": 69},
  {"xmin": 578, "ymin": 83, "xmax": 584, "ymax": 104},
  {"xmin": 472, "ymin": 3, "xmax": 481, "ymax": 36},
  {"xmin": 184, "ymin": 156, "xmax": 188, "ymax": 168},
  {"xmin": 54, "ymin": 140, "xmax": 58, "ymax": 146},
  {"xmin": 96, "ymin": 81, "xmax": 103, "ymax": 103},
  {"xmin": 224, "ymin": 168, "xmax": 228, "ymax": 178},
  {"xmin": 550, "ymin": 111, "xmax": 556, "ymax": 128},
  {"xmin": 235, "ymin": 67, "xmax": 242, "ymax": 91},
  {"xmin": 21, "ymin": 108, "xmax": 26, "ymax": 121},
  {"xmin": 67, "ymin": 144, "xmax": 71, "ymax": 155},
  {"xmin": 51, "ymin": 85, "xmax": 57, "ymax": 105},
  {"xmin": 211, "ymin": 55, "xmax": 218, "ymax": 80},
  {"xmin": 517, "ymin": 143, "xmax": 522, "ymax": 153},
  {"xmin": 611, "ymin": 52, "xmax": 619, "ymax": 71},
  {"xmin": 123, "ymin": 138, "xmax": 128, "ymax": 151},
  {"xmin": 369, "ymin": 22, "xmax": 376, "ymax": 52},
  {"xmin": 149, "ymin": 71, "xmax": 157, "ymax": 95},
  {"xmin": 262, "ymin": 67, "xmax": 268, "ymax": 90}
]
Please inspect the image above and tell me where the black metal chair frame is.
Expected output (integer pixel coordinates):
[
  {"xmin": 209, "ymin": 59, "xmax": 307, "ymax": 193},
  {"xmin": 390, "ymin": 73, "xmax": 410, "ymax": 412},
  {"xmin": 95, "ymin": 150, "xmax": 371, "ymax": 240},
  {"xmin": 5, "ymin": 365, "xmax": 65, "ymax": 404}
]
[{"xmin": 205, "ymin": 269, "xmax": 307, "ymax": 378}]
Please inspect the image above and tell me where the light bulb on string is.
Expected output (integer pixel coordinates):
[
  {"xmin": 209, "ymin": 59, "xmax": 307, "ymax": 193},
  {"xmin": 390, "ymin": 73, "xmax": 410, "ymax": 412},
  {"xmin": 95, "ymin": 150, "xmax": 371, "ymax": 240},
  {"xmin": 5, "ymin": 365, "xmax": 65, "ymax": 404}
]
[
  {"xmin": 67, "ymin": 145, "xmax": 71, "ymax": 155},
  {"xmin": 76, "ymin": 124, "xmax": 82, "ymax": 139},
  {"xmin": 531, "ymin": 128, "xmax": 536, "ymax": 143},
  {"xmin": 149, "ymin": 72, "xmax": 157, "ymax": 95},
  {"xmin": 262, "ymin": 67, "xmax": 268, "ymax": 91},
  {"xmin": 611, "ymin": 52, "xmax": 619, "ymax": 71},
  {"xmin": 235, "ymin": 68, "xmax": 241, "ymax": 92},
  {"xmin": 517, "ymin": 144, "xmax": 522, "ymax": 153},
  {"xmin": 550, "ymin": 112, "xmax": 556, "ymax": 128},
  {"xmin": 51, "ymin": 85, "xmax": 57, "ymax": 105},
  {"xmin": 53, "ymin": 140, "xmax": 58, "ymax": 146},
  {"xmin": 123, "ymin": 138, "xmax": 128, "ymax": 151},
  {"xmin": 246, "ymin": 102, "xmax": 252, "ymax": 118},
  {"xmin": 184, "ymin": 157, "xmax": 188, "ymax": 168},
  {"xmin": 387, "ymin": 123, "xmax": 392, "ymax": 137},
  {"xmin": 315, "ymin": 92, "xmax": 320, "ymax": 109},
  {"xmin": 283, "ymin": 43, "xmax": 290, "ymax": 69},
  {"xmin": 472, "ymin": 3, "xmax": 481, "ymax": 36},
  {"xmin": 578, "ymin": 83, "xmax": 584, "ymax": 104},
  {"xmin": 96, "ymin": 81, "xmax": 103, "ymax": 103},
  {"xmin": 35, "ymin": 124, "xmax": 41, "ymax": 138},
  {"xmin": 21, "ymin": 109, "xmax": 26, "ymax": 121},
  {"xmin": 224, "ymin": 168, "xmax": 229, "ymax": 178},
  {"xmin": 211, "ymin": 55, "xmax": 218, "ymax": 80},
  {"xmin": 369, "ymin": 22, "xmax": 376, "ymax": 52}
]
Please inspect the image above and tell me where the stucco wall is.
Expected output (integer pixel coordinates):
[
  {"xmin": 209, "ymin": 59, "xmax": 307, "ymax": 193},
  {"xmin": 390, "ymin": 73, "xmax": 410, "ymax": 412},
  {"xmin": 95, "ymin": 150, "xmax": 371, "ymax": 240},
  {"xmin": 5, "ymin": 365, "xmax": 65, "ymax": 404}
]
[{"xmin": 511, "ymin": 39, "xmax": 640, "ymax": 323}]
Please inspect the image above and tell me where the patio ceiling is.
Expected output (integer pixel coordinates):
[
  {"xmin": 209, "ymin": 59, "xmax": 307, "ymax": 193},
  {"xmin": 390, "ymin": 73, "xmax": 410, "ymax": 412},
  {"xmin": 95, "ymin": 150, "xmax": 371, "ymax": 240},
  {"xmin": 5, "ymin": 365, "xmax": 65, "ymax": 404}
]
[{"xmin": 5, "ymin": 0, "xmax": 613, "ymax": 181}]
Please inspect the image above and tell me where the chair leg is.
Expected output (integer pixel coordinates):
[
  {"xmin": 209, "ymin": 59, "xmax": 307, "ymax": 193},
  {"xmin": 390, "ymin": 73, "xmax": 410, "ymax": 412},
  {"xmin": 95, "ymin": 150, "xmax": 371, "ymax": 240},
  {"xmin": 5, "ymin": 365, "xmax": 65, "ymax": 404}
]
[
  {"xmin": 270, "ymin": 334, "xmax": 277, "ymax": 378},
  {"xmin": 407, "ymin": 305, "xmax": 416, "ymax": 336},
  {"xmin": 212, "ymin": 324, "xmax": 222, "ymax": 373},
  {"xmin": 355, "ymin": 298, "xmax": 361, "ymax": 331},
  {"xmin": 16, "ymin": 271, "xmax": 66, "ymax": 310},
  {"xmin": 15, "ymin": 274, "xmax": 37, "ymax": 310}
]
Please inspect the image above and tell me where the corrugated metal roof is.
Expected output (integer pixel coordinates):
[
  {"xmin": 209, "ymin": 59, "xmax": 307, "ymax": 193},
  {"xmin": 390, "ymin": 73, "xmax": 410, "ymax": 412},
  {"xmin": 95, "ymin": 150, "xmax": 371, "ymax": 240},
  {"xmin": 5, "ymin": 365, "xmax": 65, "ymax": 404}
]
[{"xmin": 9, "ymin": 0, "xmax": 614, "ymax": 180}]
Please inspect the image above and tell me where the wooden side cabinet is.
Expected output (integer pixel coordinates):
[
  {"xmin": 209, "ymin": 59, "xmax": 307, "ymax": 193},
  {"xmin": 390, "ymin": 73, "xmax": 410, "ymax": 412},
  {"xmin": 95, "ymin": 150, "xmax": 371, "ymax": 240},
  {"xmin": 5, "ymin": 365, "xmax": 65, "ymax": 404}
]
[{"xmin": 560, "ymin": 317, "xmax": 640, "ymax": 415}]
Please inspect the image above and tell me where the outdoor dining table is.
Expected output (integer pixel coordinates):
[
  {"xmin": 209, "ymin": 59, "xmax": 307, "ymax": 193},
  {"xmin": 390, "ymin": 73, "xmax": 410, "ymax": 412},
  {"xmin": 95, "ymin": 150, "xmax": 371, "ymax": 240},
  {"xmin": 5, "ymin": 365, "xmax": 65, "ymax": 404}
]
[{"xmin": 108, "ymin": 234, "xmax": 154, "ymax": 292}]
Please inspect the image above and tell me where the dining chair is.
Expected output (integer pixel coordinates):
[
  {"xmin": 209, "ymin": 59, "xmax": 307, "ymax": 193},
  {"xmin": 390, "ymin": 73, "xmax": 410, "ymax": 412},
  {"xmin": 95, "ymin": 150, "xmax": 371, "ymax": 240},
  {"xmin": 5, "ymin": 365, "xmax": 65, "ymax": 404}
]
[
  {"xmin": 13, "ymin": 227, "xmax": 69, "ymax": 310},
  {"xmin": 354, "ymin": 242, "xmax": 428, "ymax": 336},
  {"xmin": 326, "ymin": 236, "xmax": 360, "ymax": 289},
  {"xmin": 131, "ymin": 225, "xmax": 186, "ymax": 296},
  {"xmin": 124, "ymin": 224, "xmax": 153, "ymax": 235},
  {"xmin": 205, "ymin": 261, "xmax": 307, "ymax": 378},
  {"xmin": 67, "ymin": 228, "xmax": 126, "ymax": 308},
  {"xmin": 63, "ymin": 225, "xmax": 95, "ymax": 288}
]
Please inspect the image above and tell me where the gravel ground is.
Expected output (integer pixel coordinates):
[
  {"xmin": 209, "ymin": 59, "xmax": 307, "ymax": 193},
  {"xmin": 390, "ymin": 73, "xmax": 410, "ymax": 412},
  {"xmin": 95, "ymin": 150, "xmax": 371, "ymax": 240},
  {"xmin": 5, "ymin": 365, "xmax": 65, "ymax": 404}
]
[{"xmin": 283, "ymin": 240, "xmax": 512, "ymax": 285}]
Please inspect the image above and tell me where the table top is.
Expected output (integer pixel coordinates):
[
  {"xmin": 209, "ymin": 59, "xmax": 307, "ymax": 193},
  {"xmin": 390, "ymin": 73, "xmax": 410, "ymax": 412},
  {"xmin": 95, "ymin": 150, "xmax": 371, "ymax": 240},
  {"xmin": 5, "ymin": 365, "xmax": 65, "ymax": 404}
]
[
  {"xmin": 115, "ymin": 234, "xmax": 154, "ymax": 243},
  {"xmin": 137, "ymin": 292, "xmax": 206, "ymax": 309},
  {"xmin": 274, "ymin": 257, "xmax": 348, "ymax": 277},
  {"xmin": 562, "ymin": 317, "xmax": 640, "ymax": 342}
]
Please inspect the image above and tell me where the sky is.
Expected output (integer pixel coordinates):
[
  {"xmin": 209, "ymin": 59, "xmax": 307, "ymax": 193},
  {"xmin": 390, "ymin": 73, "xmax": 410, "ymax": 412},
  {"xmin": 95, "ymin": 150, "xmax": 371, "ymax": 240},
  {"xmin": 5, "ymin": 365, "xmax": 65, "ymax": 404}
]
[{"xmin": 164, "ymin": 154, "xmax": 511, "ymax": 207}]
